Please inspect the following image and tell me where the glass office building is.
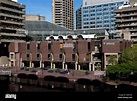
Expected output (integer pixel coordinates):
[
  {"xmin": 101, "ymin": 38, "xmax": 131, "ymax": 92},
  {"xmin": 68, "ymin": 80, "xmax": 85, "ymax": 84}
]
[{"xmin": 81, "ymin": 0, "xmax": 129, "ymax": 31}]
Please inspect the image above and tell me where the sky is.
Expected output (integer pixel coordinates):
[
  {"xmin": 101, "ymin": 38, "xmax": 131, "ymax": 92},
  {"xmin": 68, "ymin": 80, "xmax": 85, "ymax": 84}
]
[{"xmin": 18, "ymin": 0, "xmax": 82, "ymax": 22}]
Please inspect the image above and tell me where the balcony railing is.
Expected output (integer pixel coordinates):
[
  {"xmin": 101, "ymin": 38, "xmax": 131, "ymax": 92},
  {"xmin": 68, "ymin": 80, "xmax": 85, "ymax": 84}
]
[
  {"xmin": 0, "ymin": 20, "xmax": 24, "ymax": 25},
  {"xmin": 0, "ymin": 6, "xmax": 25, "ymax": 14},
  {"xmin": 0, "ymin": 12, "xmax": 25, "ymax": 20},
  {"xmin": 1, "ymin": 0, "xmax": 25, "ymax": 8}
]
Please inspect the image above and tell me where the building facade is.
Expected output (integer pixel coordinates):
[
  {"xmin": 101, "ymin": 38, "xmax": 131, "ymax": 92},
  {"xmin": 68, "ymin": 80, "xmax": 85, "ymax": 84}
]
[
  {"xmin": 8, "ymin": 38, "xmax": 132, "ymax": 71},
  {"xmin": 76, "ymin": 6, "xmax": 82, "ymax": 29},
  {"xmin": 78, "ymin": 0, "xmax": 128, "ymax": 31},
  {"xmin": 0, "ymin": 0, "xmax": 26, "ymax": 42},
  {"xmin": 25, "ymin": 14, "xmax": 46, "ymax": 21},
  {"xmin": 114, "ymin": 0, "xmax": 137, "ymax": 42},
  {"xmin": 52, "ymin": 0, "xmax": 74, "ymax": 30},
  {"xmin": 0, "ymin": 0, "xmax": 26, "ymax": 66}
]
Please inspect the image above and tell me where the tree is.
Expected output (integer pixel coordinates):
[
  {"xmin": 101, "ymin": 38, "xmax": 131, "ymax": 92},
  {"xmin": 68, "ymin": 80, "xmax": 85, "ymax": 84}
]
[
  {"xmin": 119, "ymin": 44, "xmax": 137, "ymax": 64},
  {"xmin": 106, "ymin": 44, "xmax": 137, "ymax": 81},
  {"xmin": 108, "ymin": 55, "xmax": 118, "ymax": 65}
]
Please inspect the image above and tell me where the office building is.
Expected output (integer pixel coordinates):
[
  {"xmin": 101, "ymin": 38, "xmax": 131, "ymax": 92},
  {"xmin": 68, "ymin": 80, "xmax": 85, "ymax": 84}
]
[
  {"xmin": 77, "ymin": 0, "xmax": 128, "ymax": 31},
  {"xmin": 52, "ymin": 0, "xmax": 74, "ymax": 30}
]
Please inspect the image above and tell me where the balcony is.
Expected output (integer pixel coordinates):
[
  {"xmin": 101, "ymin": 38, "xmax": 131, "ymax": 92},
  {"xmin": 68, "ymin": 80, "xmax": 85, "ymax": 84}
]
[
  {"xmin": 93, "ymin": 57, "xmax": 101, "ymax": 62},
  {"xmin": 121, "ymin": 13, "xmax": 137, "ymax": 17},
  {"xmin": 0, "ymin": 26, "xmax": 25, "ymax": 32},
  {"xmin": 1, "ymin": 0, "xmax": 25, "ymax": 9},
  {"xmin": 0, "ymin": 39, "xmax": 26, "ymax": 42},
  {"xmin": 92, "ymin": 46, "xmax": 100, "ymax": 53},
  {"xmin": 115, "ymin": 18, "xmax": 137, "ymax": 23},
  {"xmin": 114, "ymin": 6, "xmax": 137, "ymax": 13},
  {"xmin": 121, "ymin": 23, "xmax": 137, "ymax": 27},
  {"xmin": 0, "ymin": 20, "xmax": 24, "ymax": 25},
  {"xmin": 0, "ymin": 12, "xmax": 25, "ymax": 20},
  {"xmin": 0, "ymin": 32, "xmax": 26, "ymax": 37},
  {"xmin": 0, "ymin": 6, "xmax": 25, "ymax": 14}
]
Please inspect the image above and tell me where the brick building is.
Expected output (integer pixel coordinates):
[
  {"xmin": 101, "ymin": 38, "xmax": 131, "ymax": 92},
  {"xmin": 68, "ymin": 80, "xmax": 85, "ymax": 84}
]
[{"xmin": 8, "ymin": 38, "xmax": 132, "ymax": 71}]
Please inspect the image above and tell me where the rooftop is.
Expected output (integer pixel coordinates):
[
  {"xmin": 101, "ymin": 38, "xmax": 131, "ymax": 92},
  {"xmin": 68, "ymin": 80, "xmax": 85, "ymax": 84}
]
[{"xmin": 24, "ymin": 21, "xmax": 71, "ymax": 31}]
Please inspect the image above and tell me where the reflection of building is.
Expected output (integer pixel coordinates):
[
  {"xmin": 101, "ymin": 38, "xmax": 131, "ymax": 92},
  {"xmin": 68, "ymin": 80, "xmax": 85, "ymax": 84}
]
[
  {"xmin": 52, "ymin": 0, "xmax": 74, "ymax": 30},
  {"xmin": 114, "ymin": 0, "xmax": 137, "ymax": 42},
  {"xmin": 0, "ymin": 0, "xmax": 26, "ymax": 66},
  {"xmin": 25, "ymin": 14, "xmax": 46, "ymax": 21},
  {"xmin": 9, "ymin": 38, "xmax": 132, "ymax": 71},
  {"xmin": 77, "ymin": 0, "xmax": 128, "ymax": 31}
]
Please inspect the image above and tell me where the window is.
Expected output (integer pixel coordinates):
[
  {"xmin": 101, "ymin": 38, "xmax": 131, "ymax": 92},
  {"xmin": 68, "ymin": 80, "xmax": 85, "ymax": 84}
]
[
  {"xmin": 27, "ymin": 54, "xmax": 30, "ymax": 60},
  {"xmin": 48, "ymin": 43, "xmax": 51, "ymax": 51},
  {"xmin": 60, "ymin": 43, "xmax": 63, "ymax": 48},
  {"xmin": 27, "ymin": 43, "xmax": 30, "ymax": 50},
  {"xmin": 11, "ymin": 61, "xmax": 14, "ymax": 67},
  {"xmin": 37, "ymin": 54, "xmax": 40, "ymax": 58},
  {"xmin": 59, "ymin": 54, "xmax": 63, "ymax": 60},
  {"xmin": 88, "ymin": 42, "xmax": 90, "ymax": 51},
  {"xmin": 48, "ymin": 54, "xmax": 51, "ymax": 60},
  {"xmin": 37, "ymin": 43, "xmax": 40, "ymax": 49},
  {"xmin": 96, "ymin": 5, "xmax": 102, "ymax": 8},
  {"xmin": 85, "ymin": 2, "xmax": 87, "ymax": 5},
  {"xmin": 86, "ymin": 53, "xmax": 90, "ymax": 61},
  {"xmin": 11, "ymin": 54, "xmax": 14, "ymax": 59},
  {"xmin": 72, "ymin": 54, "xmax": 75, "ymax": 61},
  {"xmin": 73, "ymin": 42, "xmax": 76, "ymax": 52},
  {"xmin": 27, "ymin": 54, "xmax": 29, "ymax": 58}
]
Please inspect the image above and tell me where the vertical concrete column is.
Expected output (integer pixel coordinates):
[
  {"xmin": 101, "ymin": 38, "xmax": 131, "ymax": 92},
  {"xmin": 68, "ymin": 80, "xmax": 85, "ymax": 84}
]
[
  {"xmin": 22, "ymin": 63, "xmax": 24, "ymax": 67},
  {"xmin": 78, "ymin": 65, "xmax": 81, "ymax": 70},
  {"xmin": 42, "ymin": 63, "xmax": 44, "ymax": 68},
  {"xmin": 92, "ymin": 63, "xmax": 95, "ymax": 71},
  {"xmin": 104, "ymin": 53, "xmax": 106, "ymax": 69},
  {"xmin": 116, "ymin": 54, "xmax": 119, "ymax": 62},
  {"xmin": 75, "ymin": 62, "xmax": 78, "ymax": 70},
  {"xmin": 75, "ymin": 53, "xmax": 78, "ymax": 70},
  {"xmin": 29, "ymin": 61, "xmax": 32, "ymax": 67},
  {"xmin": 20, "ymin": 58, "xmax": 22, "ymax": 67},
  {"xmin": 89, "ymin": 63, "xmax": 91, "ymax": 71},
  {"xmin": 31, "ymin": 63, "xmax": 34, "ymax": 67},
  {"xmin": 53, "ymin": 64, "xmax": 55, "ymax": 69},
  {"xmin": 51, "ymin": 62, "xmax": 53, "ymax": 68},
  {"xmin": 65, "ymin": 64, "xmax": 68, "ymax": 69},
  {"xmin": 62, "ymin": 62, "xmax": 65, "ymax": 69},
  {"xmin": 40, "ymin": 61, "xmax": 42, "ymax": 68}
]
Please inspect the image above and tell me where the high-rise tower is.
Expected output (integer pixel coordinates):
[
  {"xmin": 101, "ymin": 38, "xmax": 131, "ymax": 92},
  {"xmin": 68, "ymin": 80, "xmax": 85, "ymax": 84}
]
[{"xmin": 52, "ymin": 0, "xmax": 74, "ymax": 30}]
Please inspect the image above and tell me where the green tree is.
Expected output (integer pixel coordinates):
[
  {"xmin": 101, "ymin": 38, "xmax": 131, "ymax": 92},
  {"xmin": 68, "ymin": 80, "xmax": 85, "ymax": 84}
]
[
  {"xmin": 106, "ymin": 44, "xmax": 137, "ymax": 81},
  {"xmin": 119, "ymin": 44, "xmax": 137, "ymax": 64},
  {"xmin": 108, "ymin": 55, "xmax": 118, "ymax": 65}
]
